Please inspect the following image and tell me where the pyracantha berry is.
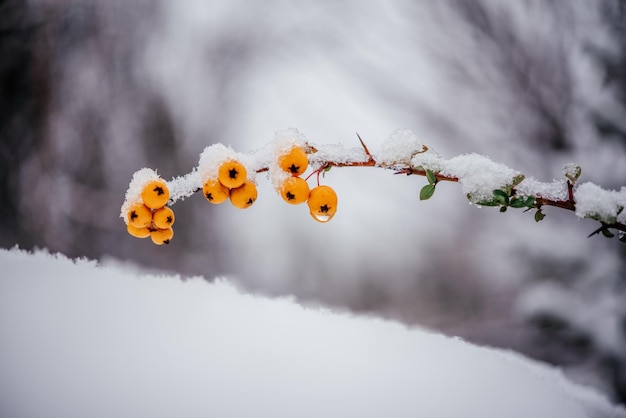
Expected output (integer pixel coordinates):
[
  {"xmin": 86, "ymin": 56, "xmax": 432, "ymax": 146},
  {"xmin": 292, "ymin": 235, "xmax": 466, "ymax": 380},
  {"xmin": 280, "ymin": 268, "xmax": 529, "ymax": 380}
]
[
  {"xmin": 278, "ymin": 146, "xmax": 308, "ymax": 176},
  {"xmin": 230, "ymin": 181, "xmax": 258, "ymax": 209},
  {"xmin": 203, "ymin": 179, "xmax": 230, "ymax": 204},
  {"xmin": 152, "ymin": 206, "xmax": 175, "ymax": 229},
  {"xmin": 150, "ymin": 227, "xmax": 174, "ymax": 245},
  {"xmin": 307, "ymin": 185, "xmax": 338, "ymax": 223},
  {"xmin": 218, "ymin": 160, "xmax": 247, "ymax": 189},
  {"xmin": 141, "ymin": 179, "xmax": 170, "ymax": 209},
  {"xmin": 279, "ymin": 176, "xmax": 310, "ymax": 205},
  {"xmin": 126, "ymin": 223, "xmax": 151, "ymax": 239},
  {"xmin": 127, "ymin": 203, "xmax": 152, "ymax": 228}
]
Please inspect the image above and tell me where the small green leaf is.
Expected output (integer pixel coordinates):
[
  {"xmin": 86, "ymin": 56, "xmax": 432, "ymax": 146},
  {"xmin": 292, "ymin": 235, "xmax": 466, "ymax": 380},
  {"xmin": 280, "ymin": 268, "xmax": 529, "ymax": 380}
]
[
  {"xmin": 510, "ymin": 196, "xmax": 535, "ymax": 208},
  {"xmin": 499, "ymin": 206, "xmax": 507, "ymax": 213},
  {"xmin": 512, "ymin": 174, "xmax": 525, "ymax": 187},
  {"xmin": 601, "ymin": 229, "xmax": 615, "ymax": 238},
  {"xmin": 426, "ymin": 169, "xmax": 437, "ymax": 185},
  {"xmin": 535, "ymin": 210, "xmax": 545, "ymax": 222},
  {"xmin": 420, "ymin": 184, "xmax": 436, "ymax": 201},
  {"xmin": 619, "ymin": 233, "xmax": 626, "ymax": 243},
  {"xmin": 493, "ymin": 189, "xmax": 510, "ymax": 206},
  {"xmin": 475, "ymin": 198, "xmax": 500, "ymax": 207}
]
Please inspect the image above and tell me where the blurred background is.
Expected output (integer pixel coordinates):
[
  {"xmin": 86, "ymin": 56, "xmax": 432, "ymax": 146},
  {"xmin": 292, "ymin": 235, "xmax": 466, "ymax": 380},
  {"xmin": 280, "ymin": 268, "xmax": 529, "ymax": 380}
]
[{"xmin": 1, "ymin": 0, "xmax": 626, "ymax": 404}]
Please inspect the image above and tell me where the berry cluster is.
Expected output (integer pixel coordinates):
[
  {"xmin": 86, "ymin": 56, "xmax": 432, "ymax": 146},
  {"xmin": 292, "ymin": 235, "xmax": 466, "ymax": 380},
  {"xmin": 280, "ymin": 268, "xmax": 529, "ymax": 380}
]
[
  {"xmin": 277, "ymin": 146, "xmax": 338, "ymax": 223},
  {"xmin": 122, "ymin": 137, "xmax": 342, "ymax": 246},
  {"xmin": 202, "ymin": 159, "xmax": 258, "ymax": 209},
  {"xmin": 125, "ymin": 178, "xmax": 175, "ymax": 245}
]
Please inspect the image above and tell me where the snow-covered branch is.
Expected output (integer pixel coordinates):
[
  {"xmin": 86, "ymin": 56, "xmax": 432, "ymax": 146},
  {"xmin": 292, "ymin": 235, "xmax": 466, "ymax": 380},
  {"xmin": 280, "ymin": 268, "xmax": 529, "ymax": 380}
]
[{"xmin": 121, "ymin": 129, "xmax": 626, "ymax": 244}]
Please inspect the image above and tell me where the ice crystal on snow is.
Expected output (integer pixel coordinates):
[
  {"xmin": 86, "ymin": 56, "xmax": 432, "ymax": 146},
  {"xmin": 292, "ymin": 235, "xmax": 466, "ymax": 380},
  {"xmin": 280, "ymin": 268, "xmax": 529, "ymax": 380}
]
[{"xmin": 168, "ymin": 170, "xmax": 202, "ymax": 204}]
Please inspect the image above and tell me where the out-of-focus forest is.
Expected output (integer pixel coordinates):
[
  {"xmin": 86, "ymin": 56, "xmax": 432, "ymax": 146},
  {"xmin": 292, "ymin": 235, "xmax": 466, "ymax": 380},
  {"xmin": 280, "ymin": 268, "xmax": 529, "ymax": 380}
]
[{"xmin": 1, "ymin": 0, "xmax": 626, "ymax": 403}]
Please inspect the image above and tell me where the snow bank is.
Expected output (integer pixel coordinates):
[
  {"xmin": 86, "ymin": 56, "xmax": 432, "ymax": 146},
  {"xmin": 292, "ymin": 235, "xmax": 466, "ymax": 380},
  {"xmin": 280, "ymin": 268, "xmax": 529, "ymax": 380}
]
[{"xmin": 0, "ymin": 248, "xmax": 624, "ymax": 418}]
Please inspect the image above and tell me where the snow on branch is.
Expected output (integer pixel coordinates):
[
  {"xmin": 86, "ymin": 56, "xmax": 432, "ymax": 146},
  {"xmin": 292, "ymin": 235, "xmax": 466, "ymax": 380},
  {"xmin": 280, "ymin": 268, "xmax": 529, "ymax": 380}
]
[{"xmin": 121, "ymin": 128, "xmax": 626, "ymax": 245}]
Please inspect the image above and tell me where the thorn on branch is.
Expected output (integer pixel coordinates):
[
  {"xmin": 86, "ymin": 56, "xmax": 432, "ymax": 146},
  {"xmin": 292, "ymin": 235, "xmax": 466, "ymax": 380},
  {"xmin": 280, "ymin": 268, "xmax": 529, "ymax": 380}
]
[
  {"xmin": 356, "ymin": 132, "xmax": 373, "ymax": 161},
  {"xmin": 588, "ymin": 222, "xmax": 615, "ymax": 238}
]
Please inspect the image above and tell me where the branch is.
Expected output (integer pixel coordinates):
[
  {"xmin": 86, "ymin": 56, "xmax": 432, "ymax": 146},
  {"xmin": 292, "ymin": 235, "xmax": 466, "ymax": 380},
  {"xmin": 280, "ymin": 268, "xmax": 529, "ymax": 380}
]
[{"xmin": 120, "ymin": 130, "xmax": 626, "ymax": 244}]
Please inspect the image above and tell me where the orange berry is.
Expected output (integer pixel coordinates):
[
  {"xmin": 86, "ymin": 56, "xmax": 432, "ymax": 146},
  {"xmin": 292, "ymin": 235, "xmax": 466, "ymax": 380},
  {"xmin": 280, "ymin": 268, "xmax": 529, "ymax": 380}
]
[
  {"xmin": 218, "ymin": 160, "xmax": 247, "ymax": 189},
  {"xmin": 203, "ymin": 178, "xmax": 230, "ymax": 204},
  {"xmin": 230, "ymin": 181, "xmax": 258, "ymax": 209},
  {"xmin": 127, "ymin": 203, "xmax": 152, "ymax": 228},
  {"xmin": 307, "ymin": 185, "xmax": 338, "ymax": 223},
  {"xmin": 126, "ymin": 223, "xmax": 151, "ymax": 239},
  {"xmin": 150, "ymin": 227, "xmax": 174, "ymax": 245},
  {"xmin": 279, "ymin": 176, "xmax": 310, "ymax": 205},
  {"xmin": 152, "ymin": 206, "xmax": 175, "ymax": 229},
  {"xmin": 141, "ymin": 179, "xmax": 170, "ymax": 209},
  {"xmin": 278, "ymin": 146, "xmax": 308, "ymax": 176}
]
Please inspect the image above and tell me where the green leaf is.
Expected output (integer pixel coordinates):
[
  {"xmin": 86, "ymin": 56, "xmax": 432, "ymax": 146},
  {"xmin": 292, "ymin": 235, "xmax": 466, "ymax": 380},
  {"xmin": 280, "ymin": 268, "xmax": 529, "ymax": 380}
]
[
  {"xmin": 426, "ymin": 169, "xmax": 437, "ymax": 185},
  {"xmin": 619, "ymin": 233, "xmax": 626, "ymax": 243},
  {"xmin": 512, "ymin": 174, "xmax": 525, "ymax": 187},
  {"xmin": 493, "ymin": 189, "xmax": 509, "ymax": 206},
  {"xmin": 475, "ymin": 198, "xmax": 500, "ymax": 207},
  {"xmin": 499, "ymin": 206, "xmax": 507, "ymax": 213},
  {"xmin": 535, "ymin": 210, "xmax": 545, "ymax": 222},
  {"xmin": 601, "ymin": 229, "xmax": 615, "ymax": 238},
  {"xmin": 510, "ymin": 196, "xmax": 535, "ymax": 208},
  {"xmin": 420, "ymin": 184, "xmax": 436, "ymax": 201}
]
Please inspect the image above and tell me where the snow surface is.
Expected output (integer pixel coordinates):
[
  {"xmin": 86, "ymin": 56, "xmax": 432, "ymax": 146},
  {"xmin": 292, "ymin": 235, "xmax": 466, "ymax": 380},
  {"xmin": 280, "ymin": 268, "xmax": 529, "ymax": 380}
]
[{"xmin": 1, "ymin": 248, "xmax": 624, "ymax": 418}]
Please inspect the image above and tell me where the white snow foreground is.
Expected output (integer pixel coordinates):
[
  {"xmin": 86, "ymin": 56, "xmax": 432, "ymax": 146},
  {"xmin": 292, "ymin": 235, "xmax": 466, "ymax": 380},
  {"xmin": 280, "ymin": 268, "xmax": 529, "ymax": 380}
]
[{"xmin": 0, "ymin": 249, "xmax": 624, "ymax": 418}]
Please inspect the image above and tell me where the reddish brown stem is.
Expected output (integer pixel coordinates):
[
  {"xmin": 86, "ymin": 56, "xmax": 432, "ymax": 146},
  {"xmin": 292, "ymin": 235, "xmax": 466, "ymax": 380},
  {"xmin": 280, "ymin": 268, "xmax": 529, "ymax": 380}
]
[{"xmin": 237, "ymin": 155, "xmax": 626, "ymax": 237}]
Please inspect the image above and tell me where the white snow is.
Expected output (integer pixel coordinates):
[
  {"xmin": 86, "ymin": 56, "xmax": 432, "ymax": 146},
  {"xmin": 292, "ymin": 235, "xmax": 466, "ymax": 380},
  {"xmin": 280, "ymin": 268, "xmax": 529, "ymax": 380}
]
[
  {"xmin": 515, "ymin": 177, "xmax": 570, "ymax": 201},
  {"xmin": 575, "ymin": 183, "xmax": 626, "ymax": 224},
  {"xmin": 265, "ymin": 128, "xmax": 309, "ymax": 190},
  {"xmin": 119, "ymin": 168, "xmax": 161, "ymax": 223},
  {"xmin": 1, "ymin": 248, "xmax": 624, "ymax": 418},
  {"xmin": 167, "ymin": 169, "xmax": 202, "ymax": 204},
  {"xmin": 442, "ymin": 153, "xmax": 522, "ymax": 203},
  {"xmin": 197, "ymin": 143, "xmax": 241, "ymax": 183},
  {"xmin": 307, "ymin": 143, "xmax": 370, "ymax": 167},
  {"xmin": 376, "ymin": 129, "xmax": 428, "ymax": 168}
]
